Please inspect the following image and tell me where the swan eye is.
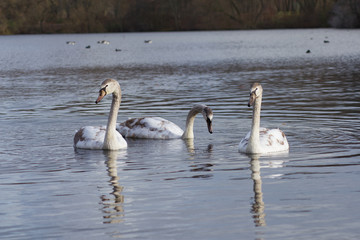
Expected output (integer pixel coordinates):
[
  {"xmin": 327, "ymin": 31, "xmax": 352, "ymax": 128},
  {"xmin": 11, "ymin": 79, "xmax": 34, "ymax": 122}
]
[
  {"xmin": 100, "ymin": 85, "xmax": 108, "ymax": 95},
  {"xmin": 251, "ymin": 88, "xmax": 258, "ymax": 96}
]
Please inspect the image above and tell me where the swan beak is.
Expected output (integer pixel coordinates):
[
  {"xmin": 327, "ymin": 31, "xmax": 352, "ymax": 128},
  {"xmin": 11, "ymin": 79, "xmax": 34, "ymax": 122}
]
[
  {"xmin": 248, "ymin": 92, "xmax": 256, "ymax": 107},
  {"xmin": 207, "ymin": 118, "xmax": 213, "ymax": 134},
  {"xmin": 95, "ymin": 89, "xmax": 106, "ymax": 104}
]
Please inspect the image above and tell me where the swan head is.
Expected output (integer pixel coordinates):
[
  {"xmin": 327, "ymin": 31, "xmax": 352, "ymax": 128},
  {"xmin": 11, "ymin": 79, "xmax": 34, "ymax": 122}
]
[
  {"xmin": 95, "ymin": 79, "xmax": 120, "ymax": 104},
  {"xmin": 202, "ymin": 106, "xmax": 213, "ymax": 134},
  {"xmin": 248, "ymin": 83, "xmax": 263, "ymax": 107}
]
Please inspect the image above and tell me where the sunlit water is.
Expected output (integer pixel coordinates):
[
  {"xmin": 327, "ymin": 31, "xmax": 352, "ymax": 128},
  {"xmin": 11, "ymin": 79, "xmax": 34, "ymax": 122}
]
[{"xmin": 1, "ymin": 29, "xmax": 360, "ymax": 240}]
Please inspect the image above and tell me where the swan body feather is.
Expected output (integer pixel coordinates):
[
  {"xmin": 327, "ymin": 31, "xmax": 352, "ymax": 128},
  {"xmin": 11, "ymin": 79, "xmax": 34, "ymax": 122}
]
[
  {"xmin": 117, "ymin": 117, "xmax": 184, "ymax": 139},
  {"xmin": 74, "ymin": 125, "xmax": 127, "ymax": 150},
  {"xmin": 239, "ymin": 127, "xmax": 289, "ymax": 154}
]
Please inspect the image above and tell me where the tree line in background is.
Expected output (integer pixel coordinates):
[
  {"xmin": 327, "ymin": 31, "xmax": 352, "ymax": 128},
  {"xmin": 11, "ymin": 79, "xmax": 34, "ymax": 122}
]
[{"xmin": 0, "ymin": 0, "xmax": 359, "ymax": 34}]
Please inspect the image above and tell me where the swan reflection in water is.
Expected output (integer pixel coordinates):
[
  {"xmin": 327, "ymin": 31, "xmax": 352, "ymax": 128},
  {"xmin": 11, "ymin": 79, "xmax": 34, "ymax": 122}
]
[
  {"xmin": 250, "ymin": 154, "xmax": 266, "ymax": 227},
  {"xmin": 184, "ymin": 138, "xmax": 195, "ymax": 154},
  {"xmin": 160, "ymin": 138, "xmax": 214, "ymax": 181},
  {"xmin": 182, "ymin": 138, "xmax": 213, "ymax": 157},
  {"xmin": 73, "ymin": 149, "xmax": 126, "ymax": 224},
  {"xmin": 102, "ymin": 150, "xmax": 126, "ymax": 224},
  {"xmin": 249, "ymin": 153, "xmax": 286, "ymax": 228}
]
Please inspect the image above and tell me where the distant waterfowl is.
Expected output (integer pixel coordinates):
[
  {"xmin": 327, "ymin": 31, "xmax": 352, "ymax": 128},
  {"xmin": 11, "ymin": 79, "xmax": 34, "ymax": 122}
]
[
  {"xmin": 74, "ymin": 79, "xmax": 127, "ymax": 150},
  {"xmin": 115, "ymin": 48, "xmax": 122, "ymax": 52},
  {"xmin": 306, "ymin": 49, "xmax": 311, "ymax": 54},
  {"xmin": 98, "ymin": 40, "xmax": 110, "ymax": 45},
  {"xmin": 144, "ymin": 40, "xmax": 152, "ymax": 44},
  {"xmin": 239, "ymin": 83, "xmax": 289, "ymax": 154},
  {"xmin": 85, "ymin": 45, "xmax": 91, "ymax": 49},
  {"xmin": 66, "ymin": 41, "xmax": 76, "ymax": 45},
  {"xmin": 117, "ymin": 104, "xmax": 213, "ymax": 139},
  {"xmin": 324, "ymin": 40, "xmax": 330, "ymax": 43}
]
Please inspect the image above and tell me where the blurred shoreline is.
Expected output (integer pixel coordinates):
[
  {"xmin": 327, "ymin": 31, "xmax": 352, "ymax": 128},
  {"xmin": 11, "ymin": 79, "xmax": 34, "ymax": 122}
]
[{"xmin": 1, "ymin": 0, "xmax": 359, "ymax": 35}]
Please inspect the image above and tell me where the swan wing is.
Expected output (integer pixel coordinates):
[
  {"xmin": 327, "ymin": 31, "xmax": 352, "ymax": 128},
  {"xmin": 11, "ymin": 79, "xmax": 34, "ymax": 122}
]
[
  {"xmin": 238, "ymin": 127, "xmax": 289, "ymax": 153},
  {"xmin": 238, "ymin": 130, "xmax": 251, "ymax": 152},
  {"xmin": 74, "ymin": 126, "xmax": 106, "ymax": 149},
  {"xmin": 117, "ymin": 117, "xmax": 184, "ymax": 139},
  {"xmin": 259, "ymin": 128, "xmax": 289, "ymax": 153},
  {"xmin": 107, "ymin": 130, "xmax": 128, "ymax": 150}
]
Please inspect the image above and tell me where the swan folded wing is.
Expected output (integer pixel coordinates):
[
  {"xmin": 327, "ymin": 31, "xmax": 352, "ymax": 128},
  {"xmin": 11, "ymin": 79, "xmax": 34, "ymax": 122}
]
[
  {"xmin": 238, "ymin": 127, "xmax": 289, "ymax": 153},
  {"xmin": 259, "ymin": 128, "xmax": 289, "ymax": 153},
  {"xmin": 74, "ymin": 126, "xmax": 106, "ymax": 149},
  {"xmin": 238, "ymin": 131, "xmax": 251, "ymax": 152},
  {"xmin": 117, "ymin": 117, "xmax": 184, "ymax": 139},
  {"xmin": 115, "ymin": 131, "xmax": 128, "ymax": 147}
]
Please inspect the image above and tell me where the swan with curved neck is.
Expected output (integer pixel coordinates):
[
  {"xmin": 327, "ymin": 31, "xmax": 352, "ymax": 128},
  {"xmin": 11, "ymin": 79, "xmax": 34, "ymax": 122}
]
[
  {"xmin": 239, "ymin": 83, "xmax": 289, "ymax": 154},
  {"xmin": 117, "ymin": 104, "xmax": 213, "ymax": 139},
  {"xmin": 74, "ymin": 79, "xmax": 127, "ymax": 150}
]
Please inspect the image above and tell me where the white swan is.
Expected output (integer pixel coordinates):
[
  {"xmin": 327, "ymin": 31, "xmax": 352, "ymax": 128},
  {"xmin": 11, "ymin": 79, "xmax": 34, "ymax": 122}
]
[
  {"xmin": 74, "ymin": 79, "xmax": 127, "ymax": 150},
  {"xmin": 239, "ymin": 83, "xmax": 289, "ymax": 154},
  {"xmin": 116, "ymin": 104, "xmax": 213, "ymax": 139}
]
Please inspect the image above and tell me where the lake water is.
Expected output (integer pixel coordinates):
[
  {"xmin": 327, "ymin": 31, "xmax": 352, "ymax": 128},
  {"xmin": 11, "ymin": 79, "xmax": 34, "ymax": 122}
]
[{"xmin": 1, "ymin": 29, "xmax": 360, "ymax": 240}]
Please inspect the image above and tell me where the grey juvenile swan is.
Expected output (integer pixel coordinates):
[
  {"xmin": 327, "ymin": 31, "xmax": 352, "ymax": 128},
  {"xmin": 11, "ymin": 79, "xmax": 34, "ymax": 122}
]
[
  {"xmin": 117, "ymin": 104, "xmax": 213, "ymax": 139},
  {"xmin": 239, "ymin": 83, "xmax": 289, "ymax": 154},
  {"xmin": 74, "ymin": 79, "xmax": 127, "ymax": 150}
]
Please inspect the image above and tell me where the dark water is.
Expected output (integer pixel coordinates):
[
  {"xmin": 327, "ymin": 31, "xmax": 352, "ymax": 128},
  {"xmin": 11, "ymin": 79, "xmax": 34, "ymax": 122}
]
[{"xmin": 1, "ymin": 29, "xmax": 360, "ymax": 239}]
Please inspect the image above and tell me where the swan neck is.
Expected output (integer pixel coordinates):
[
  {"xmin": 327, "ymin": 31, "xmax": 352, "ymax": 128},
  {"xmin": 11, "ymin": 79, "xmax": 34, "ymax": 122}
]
[
  {"xmin": 248, "ymin": 95, "xmax": 262, "ymax": 153},
  {"xmin": 104, "ymin": 89, "xmax": 121, "ymax": 148},
  {"xmin": 182, "ymin": 105, "xmax": 202, "ymax": 139},
  {"xmin": 108, "ymin": 93, "xmax": 120, "ymax": 130}
]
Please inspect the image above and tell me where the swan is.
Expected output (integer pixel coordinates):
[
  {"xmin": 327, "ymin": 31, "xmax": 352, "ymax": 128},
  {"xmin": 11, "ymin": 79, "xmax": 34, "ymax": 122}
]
[
  {"xmin": 239, "ymin": 83, "xmax": 289, "ymax": 154},
  {"xmin": 74, "ymin": 79, "xmax": 127, "ymax": 150},
  {"xmin": 116, "ymin": 104, "xmax": 213, "ymax": 139}
]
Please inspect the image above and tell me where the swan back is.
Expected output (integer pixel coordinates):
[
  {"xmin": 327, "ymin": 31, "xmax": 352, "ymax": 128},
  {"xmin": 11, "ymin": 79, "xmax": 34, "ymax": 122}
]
[
  {"xmin": 239, "ymin": 127, "xmax": 289, "ymax": 154},
  {"xmin": 117, "ymin": 117, "xmax": 184, "ymax": 139},
  {"xmin": 74, "ymin": 125, "xmax": 127, "ymax": 150},
  {"xmin": 74, "ymin": 126, "xmax": 106, "ymax": 149}
]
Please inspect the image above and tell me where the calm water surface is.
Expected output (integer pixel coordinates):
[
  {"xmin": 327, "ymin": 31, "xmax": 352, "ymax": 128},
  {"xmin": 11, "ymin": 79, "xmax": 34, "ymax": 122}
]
[{"xmin": 1, "ymin": 29, "xmax": 360, "ymax": 239}]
